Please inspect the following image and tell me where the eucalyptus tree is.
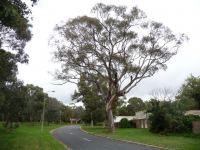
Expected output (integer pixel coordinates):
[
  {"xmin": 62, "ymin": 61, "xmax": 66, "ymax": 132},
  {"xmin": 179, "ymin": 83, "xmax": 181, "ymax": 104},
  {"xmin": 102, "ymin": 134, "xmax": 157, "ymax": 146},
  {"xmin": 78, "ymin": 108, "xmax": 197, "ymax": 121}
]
[
  {"xmin": 52, "ymin": 3, "xmax": 187, "ymax": 131},
  {"xmin": 0, "ymin": 0, "xmax": 39, "ymax": 63}
]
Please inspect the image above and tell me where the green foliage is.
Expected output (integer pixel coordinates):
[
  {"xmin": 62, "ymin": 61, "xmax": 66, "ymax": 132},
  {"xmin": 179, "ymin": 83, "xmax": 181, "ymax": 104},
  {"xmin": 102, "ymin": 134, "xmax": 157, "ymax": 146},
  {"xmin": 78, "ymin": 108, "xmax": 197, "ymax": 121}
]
[
  {"xmin": 46, "ymin": 97, "xmax": 62, "ymax": 123},
  {"xmin": 0, "ymin": 0, "xmax": 38, "ymax": 63},
  {"xmin": 24, "ymin": 84, "xmax": 45, "ymax": 122},
  {"xmin": 149, "ymin": 100, "xmax": 170, "ymax": 133},
  {"xmin": 0, "ymin": 49, "xmax": 17, "ymax": 83},
  {"xmin": 149, "ymin": 99, "xmax": 200, "ymax": 133},
  {"xmin": 119, "ymin": 118, "xmax": 131, "ymax": 128},
  {"xmin": 117, "ymin": 106, "xmax": 130, "ymax": 116},
  {"xmin": 167, "ymin": 115, "xmax": 200, "ymax": 133},
  {"xmin": 72, "ymin": 74, "xmax": 106, "ymax": 124},
  {"xmin": 117, "ymin": 97, "xmax": 145, "ymax": 116},
  {"xmin": 177, "ymin": 75, "xmax": 200, "ymax": 109},
  {"xmin": 1, "ymin": 80, "xmax": 27, "ymax": 128},
  {"xmin": 0, "ymin": 50, "xmax": 18, "ymax": 110},
  {"xmin": 127, "ymin": 97, "xmax": 145, "ymax": 114}
]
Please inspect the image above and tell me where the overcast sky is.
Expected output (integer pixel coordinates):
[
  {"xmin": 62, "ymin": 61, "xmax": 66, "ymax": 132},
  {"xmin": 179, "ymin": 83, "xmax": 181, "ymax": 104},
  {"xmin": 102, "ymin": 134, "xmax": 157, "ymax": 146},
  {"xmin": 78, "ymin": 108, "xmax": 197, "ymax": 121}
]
[{"xmin": 18, "ymin": 0, "xmax": 200, "ymax": 105}]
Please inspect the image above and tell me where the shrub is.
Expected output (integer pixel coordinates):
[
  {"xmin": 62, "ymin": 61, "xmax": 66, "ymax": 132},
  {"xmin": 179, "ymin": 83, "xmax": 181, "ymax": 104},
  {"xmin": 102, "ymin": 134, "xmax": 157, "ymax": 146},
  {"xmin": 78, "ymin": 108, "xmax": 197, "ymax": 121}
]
[
  {"xmin": 96, "ymin": 122, "xmax": 105, "ymax": 126},
  {"xmin": 119, "ymin": 118, "xmax": 131, "ymax": 128},
  {"xmin": 168, "ymin": 118, "xmax": 188, "ymax": 133},
  {"xmin": 149, "ymin": 110, "xmax": 170, "ymax": 133},
  {"xmin": 149, "ymin": 99, "xmax": 200, "ymax": 133}
]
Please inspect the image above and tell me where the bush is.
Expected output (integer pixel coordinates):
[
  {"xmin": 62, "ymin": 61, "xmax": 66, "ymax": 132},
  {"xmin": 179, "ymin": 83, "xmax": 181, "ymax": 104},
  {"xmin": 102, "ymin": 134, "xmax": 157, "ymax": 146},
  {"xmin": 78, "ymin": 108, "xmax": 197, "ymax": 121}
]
[
  {"xmin": 167, "ymin": 115, "xmax": 200, "ymax": 133},
  {"xmin": 96, "ymin": 122, "xmax": 106, "ymax": 126},
  {"xmin": 149, "ymin": 110, "xmax": 170, "ymax": 133},
  {"xmin": 119, "ymin": 118, "xmax": 131, "ymax": 128},
  {"xmin": 168, "ymin": 118, "xmax": 188, "ymax": 133},
  {"xmin": 149, "ymin": 99, "xmax": 200, "ymax": 133}
]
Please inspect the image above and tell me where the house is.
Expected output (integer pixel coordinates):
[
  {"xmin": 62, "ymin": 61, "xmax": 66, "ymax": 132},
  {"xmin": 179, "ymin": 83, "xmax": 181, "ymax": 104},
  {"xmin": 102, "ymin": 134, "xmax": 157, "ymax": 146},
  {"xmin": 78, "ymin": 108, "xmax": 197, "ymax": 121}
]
[
  {"xmin": 114, "ymin": 116, "xmax": 135, "ymax": 127},
  {"xmin": 133, "ymin": 111, "xmax": 150, "ymax": 128},
  {"xmin": 114, "ymin": 111, "xmax": 150, "ymax": 128},
  {"xmin": 185, "ymin": 110, "xmax": 200, "ymax": 134},
  {"xmin": 70, "ymin": 118, "xmax": 80, "ymax": 124},
  {"xmin": 185, "ymin": 110, "xmax": 200, "ymax": 116}
]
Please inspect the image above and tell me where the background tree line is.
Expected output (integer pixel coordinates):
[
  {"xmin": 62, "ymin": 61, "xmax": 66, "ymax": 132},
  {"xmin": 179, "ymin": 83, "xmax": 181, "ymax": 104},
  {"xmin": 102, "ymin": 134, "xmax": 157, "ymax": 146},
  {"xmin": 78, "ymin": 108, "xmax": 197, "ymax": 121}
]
[{"xmin": 0, "ymin": 81, "xmax": 85, "ymax": 128}]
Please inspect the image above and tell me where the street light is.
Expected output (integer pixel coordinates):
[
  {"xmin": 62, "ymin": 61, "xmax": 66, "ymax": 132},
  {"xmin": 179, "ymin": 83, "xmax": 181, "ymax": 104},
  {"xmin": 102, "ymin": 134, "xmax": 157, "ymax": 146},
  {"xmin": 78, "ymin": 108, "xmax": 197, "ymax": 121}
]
[{"xmin": 41, "ymin": 90, "xmax": 55, "ymax": 132}]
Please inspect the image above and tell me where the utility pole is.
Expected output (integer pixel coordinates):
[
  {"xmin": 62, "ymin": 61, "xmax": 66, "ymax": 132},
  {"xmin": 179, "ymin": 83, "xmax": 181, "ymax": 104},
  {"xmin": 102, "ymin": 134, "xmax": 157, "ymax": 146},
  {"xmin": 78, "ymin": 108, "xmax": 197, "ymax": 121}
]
[
  {"xmin": 91, "ymin": 112, "xmax": 93, "ymax": 127},
  {"xmin": 60, "ymin": 110, "xmax": 62, "ymax": 124},
  {"xmin": 41, "ymin": 90, "xmax": 55, "ymax": 132}
]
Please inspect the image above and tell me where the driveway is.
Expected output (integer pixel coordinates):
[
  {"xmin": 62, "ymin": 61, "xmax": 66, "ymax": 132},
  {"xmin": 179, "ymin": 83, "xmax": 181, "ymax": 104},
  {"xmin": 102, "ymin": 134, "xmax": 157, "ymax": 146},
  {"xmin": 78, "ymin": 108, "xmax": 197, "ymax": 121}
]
[{"xmin": 52, "ymin": 125, "xmax": 160, "ymax": 150}]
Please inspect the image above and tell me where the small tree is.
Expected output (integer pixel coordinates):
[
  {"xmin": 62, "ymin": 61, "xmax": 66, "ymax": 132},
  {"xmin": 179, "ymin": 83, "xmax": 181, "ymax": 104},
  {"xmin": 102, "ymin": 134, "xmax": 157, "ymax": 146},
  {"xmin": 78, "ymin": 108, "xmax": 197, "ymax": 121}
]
[
  {"xmin": 72, "ymin": 75, "xmax": 106, "ymax": 124},
  {"xmin": 119, "ymin": 118, "xmax": 131, "ymax": 128},
  {"xmin": 148, "ymin": 100, "xmax": 170, "ymax": 133},
  {"xmin": 177, "ymin": 75, "xmax": 200, "ymax": 109},
  {"xmin": 52, "ymin": 3, "xmax": 187, "ymax": 132}
]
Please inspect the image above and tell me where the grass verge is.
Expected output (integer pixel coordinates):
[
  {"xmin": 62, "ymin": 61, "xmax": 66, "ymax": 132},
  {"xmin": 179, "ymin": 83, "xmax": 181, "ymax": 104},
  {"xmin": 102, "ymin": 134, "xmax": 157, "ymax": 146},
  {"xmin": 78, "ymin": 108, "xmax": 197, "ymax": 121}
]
[
  {"xmin": 82, "ymin": 126, "xmax": 200, "ymax": 150},
  {"xmin": 0, "ymin": 123, "xmax": 67, "ymax": 150}
]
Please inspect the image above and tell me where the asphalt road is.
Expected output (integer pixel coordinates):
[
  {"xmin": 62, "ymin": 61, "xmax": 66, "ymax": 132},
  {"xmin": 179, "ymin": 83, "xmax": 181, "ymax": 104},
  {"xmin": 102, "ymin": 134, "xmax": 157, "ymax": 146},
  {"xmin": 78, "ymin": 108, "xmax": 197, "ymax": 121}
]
[{"xmin": 52, "ymin": 125, "xmax": 159, "ymax": 150}]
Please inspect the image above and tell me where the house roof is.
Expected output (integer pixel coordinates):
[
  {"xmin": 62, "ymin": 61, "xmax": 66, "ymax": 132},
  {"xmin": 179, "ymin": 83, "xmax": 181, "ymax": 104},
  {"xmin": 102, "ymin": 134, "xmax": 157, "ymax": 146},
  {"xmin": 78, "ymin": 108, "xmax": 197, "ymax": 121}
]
[
  {"xmin": 185, "ymin": 110, "xmax": 200, "ymax": 116},
  {"xmin": 114, "ymin": 116, "xmax": 135, "ymax": 123},
  {"xmin": 114, "ymin": 111, "xmax": 150, "ymax": 123}
]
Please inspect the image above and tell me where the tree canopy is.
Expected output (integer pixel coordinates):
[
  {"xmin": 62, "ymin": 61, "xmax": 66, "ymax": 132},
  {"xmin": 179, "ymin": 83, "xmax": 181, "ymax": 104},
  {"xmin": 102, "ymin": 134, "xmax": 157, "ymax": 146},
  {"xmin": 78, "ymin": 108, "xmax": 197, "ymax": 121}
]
[
  {"xmin": 177, "ymin": 75, "xmax": 200, "ymax": 109},
  {"xmin": 72, "ymin": 74, "xmax": 106, "ymax": 124},
  {"xmin": 0, "ymin": 0, "xmax": 38, "ymax": 63},
  {"xmin": 52, "ymin": 3, "xmax": 187, "ymax": 131},
  {"xmin": 0, "ymin": 49, "xmax": 17, "ymax": 84}
]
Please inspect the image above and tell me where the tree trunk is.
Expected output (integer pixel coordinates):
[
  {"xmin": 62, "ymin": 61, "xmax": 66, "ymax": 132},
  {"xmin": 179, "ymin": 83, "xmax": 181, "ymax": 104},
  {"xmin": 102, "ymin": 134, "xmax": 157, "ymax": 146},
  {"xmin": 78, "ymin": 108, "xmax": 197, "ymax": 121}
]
[
  {"xmin": 30, "ymin": 115, "xmax": 32, "ymax": 122},
  {"xmin": 107, "ymin": 107, "xmax": 115, "ymax": 132},
  {"xmin": 198, "ymin": 102, "xmax": 200, "ymax": 110},
  {"xmin": 106, "ymin": 94, "xmax": 118, "ymax": 132}
]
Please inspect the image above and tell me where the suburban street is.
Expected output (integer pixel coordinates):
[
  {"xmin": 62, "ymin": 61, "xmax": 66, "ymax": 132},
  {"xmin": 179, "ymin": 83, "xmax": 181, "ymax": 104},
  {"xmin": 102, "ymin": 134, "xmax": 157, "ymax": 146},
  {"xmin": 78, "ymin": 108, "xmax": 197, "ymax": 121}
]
[{"xmin": 52, "ymin": 126, "xmax": 159, "ymax": 150}]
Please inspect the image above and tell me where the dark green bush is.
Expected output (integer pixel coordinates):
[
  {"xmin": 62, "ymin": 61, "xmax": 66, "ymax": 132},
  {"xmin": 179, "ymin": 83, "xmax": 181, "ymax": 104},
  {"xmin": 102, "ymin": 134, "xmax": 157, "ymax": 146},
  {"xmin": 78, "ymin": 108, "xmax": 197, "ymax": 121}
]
[
  {"xmin": 149, "ymin": 110, "xmax": 170, "ymax": 133},
  {"xmin": 149, "ymin": 100, "xmax": 200, "ymax": 133},
  {"xmin": 119, "ymin": 118, "xmax": 131, "ymax": 128},
  {"xmin": 96, "ymin": 122, "xmax": 105, "ymax": 126},
  {"xmin": 168, "ymin": 118, "xmax": 188, "ymax": 133}
]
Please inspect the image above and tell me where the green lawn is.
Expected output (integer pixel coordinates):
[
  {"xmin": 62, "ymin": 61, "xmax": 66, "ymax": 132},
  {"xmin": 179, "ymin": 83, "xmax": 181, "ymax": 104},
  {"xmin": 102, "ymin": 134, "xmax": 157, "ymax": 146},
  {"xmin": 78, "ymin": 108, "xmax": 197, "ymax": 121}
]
[
  {"xmin": 82, "ymin": 126, "xmax": 200, "ymax": 150},
  {"xmin": 0, "ymin": 123, "xmax": 67, "ymax": 150}
]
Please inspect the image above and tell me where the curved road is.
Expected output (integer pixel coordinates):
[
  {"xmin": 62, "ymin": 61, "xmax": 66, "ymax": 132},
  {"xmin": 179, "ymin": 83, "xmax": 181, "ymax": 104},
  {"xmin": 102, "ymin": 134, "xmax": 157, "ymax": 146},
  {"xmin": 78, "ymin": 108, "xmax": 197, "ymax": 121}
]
[{"xmin": 52, "ymin": 125, "xmax": 159, "ymax": 150}]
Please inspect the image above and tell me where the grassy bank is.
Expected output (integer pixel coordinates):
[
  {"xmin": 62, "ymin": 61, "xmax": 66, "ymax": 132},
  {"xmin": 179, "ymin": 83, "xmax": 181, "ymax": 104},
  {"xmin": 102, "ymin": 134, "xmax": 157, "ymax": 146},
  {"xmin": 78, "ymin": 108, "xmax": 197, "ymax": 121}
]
[
  {"xmin": 0, "ymin": 123, "xmax": 67, "ymax": 150},
  {"xmin": 82, "ymin": 126, "xmax": 200, "ymax": 150}
]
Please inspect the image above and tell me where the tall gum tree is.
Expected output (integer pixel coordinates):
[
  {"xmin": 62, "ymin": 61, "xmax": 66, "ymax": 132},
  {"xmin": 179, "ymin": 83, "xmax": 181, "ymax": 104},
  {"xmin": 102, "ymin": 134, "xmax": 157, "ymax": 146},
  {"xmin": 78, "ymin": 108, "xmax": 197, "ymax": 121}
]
[{"xmin": 52, "ymin": 3, "xmax": 187, "ymax": 132}]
